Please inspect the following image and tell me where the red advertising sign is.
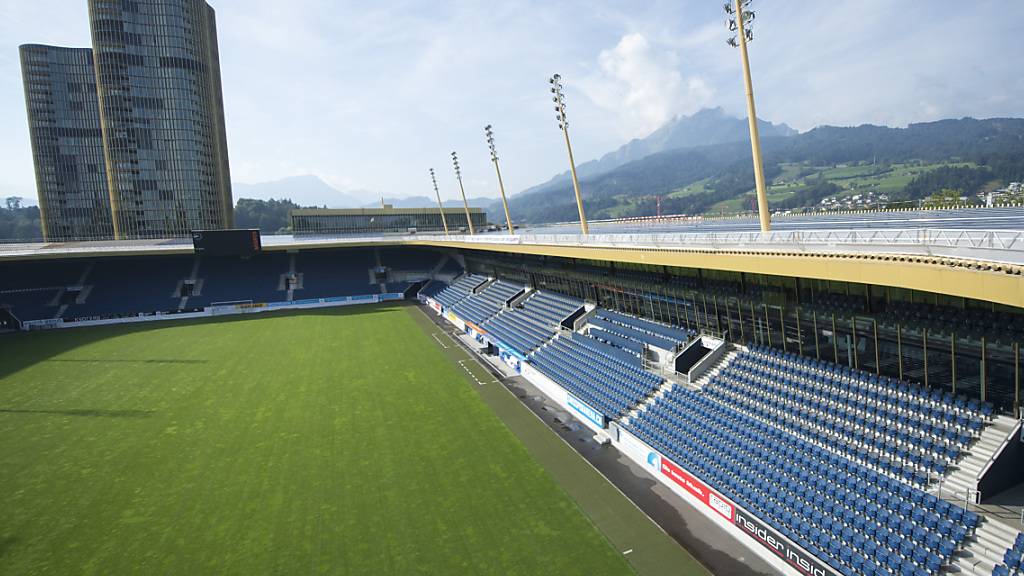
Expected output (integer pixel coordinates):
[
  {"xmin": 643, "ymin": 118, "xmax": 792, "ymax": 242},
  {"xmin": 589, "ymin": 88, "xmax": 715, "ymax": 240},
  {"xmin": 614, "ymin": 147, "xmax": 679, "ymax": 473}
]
[{"xmin": 660, "ymin": 457, "xmax": 734, "ymax": 521}]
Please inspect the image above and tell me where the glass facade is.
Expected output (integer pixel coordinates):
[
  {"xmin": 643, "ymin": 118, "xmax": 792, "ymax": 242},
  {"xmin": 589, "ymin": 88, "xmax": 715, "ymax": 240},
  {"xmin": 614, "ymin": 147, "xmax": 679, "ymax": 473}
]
[
  {"xmin": 20, "ymin": 45, "xmax": 113, "ymax": 241},
  {"xmin": 465, "ymin": 251, "xmax": 1024, "ymax": 416},
  {"xmin": 291, "ymin": 208, "xmax": 487, "ymax": 236},
  {"xmin": 88, "ymin": 0, "xmax": 233, "ymax": 239}
]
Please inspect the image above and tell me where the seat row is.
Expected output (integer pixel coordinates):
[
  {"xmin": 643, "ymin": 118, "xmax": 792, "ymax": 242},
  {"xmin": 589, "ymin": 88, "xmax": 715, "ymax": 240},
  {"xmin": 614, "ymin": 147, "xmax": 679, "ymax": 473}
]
[
  {"xmin": 748, "ymin": 345, "xmax": 994, "ymax": 418},
  {"xmin": 595, "ymin": 308, "xmax": 693, "ymax": 343},
  {"xmin": 587, "ymin": 327, "xmax": 644, "ymax": 358},
  {"xmin": 481, "ymin": 291, "xmax": 573, "ymax": 354},
  {"xmin": 529, "ymin": 335, "xmax": 663, "ymax": 419},
  {"xmin": 706, "ymin": 366, "xmax": 974, "ymax": 483},
  {"xmin": 450, "ymin": 280, "xmax": 524, "ymax": 325},
  {"xmin": 704, "ymin": 379, "xmax": 943, "ymax": 487},
  {"xmin": 432, "ymin": 274, "xmax": 487, "ymax": 308},
  {"xmin": 733, "ymin": 355, "xmax": 984, "ymax": 438},
  {"xmin": 626, "ymin": 386, "xmax": 976, "ymax": 576},
  {"xmin": 589, "ymin": 316, "xmax": 677, "ymax": 351}
]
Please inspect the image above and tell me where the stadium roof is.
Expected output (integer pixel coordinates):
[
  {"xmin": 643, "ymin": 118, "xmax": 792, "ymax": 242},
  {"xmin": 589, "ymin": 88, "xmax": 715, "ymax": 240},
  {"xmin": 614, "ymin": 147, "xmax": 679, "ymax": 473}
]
[{"xmin": 2, "ymin": 228, "xmax": 1023, "ymax": 307}]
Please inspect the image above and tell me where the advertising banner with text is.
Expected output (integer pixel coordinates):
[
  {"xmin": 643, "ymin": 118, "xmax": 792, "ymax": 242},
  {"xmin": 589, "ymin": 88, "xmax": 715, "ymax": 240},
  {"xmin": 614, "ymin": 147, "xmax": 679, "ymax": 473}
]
[
  {"xmin": 733, "ymin": 509, "xmax": 832, "ymax": 576},
  {"xmin": 659, "ymin": 457, "xmax": 734, "ymax": 522}
]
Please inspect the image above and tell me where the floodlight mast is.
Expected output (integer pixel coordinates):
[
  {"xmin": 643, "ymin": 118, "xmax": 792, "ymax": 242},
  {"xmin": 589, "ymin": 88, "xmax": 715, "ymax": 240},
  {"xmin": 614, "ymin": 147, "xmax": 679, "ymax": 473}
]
[
  {"xmin": 726, "ymin": 0, "xmax": 771, "ymax": 233},
  {"xmin": 429, "ymin": 168, "xmax": 449, "ymax": 237},
  {"xmin": 549, "ymin": 74, "xmax": 589, "ymax": 235},
  {"xmin": 485, "ymin": 124, "xmax": 515, "ymax": 235},
  {"xmin": 451, "ymin": 151, "xmax": 475, "ymax": 235}
]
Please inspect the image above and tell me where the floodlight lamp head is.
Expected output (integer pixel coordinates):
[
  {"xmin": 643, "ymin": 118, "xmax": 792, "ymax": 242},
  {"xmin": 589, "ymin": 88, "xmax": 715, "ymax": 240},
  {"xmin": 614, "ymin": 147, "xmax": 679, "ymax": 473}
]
[
  {"xmin": 723, "ymin": 2, "xmax": 734, "ymax": 14},
  {"xmin": 727, "ymin": 37, "xmax": 738, "ymax": 47}
]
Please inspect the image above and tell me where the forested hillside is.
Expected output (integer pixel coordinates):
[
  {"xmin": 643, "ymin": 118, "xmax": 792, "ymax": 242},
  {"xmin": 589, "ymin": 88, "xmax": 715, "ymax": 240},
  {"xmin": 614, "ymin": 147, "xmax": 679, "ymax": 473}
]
[{"xmin": 504, "ymin": 117, "xmax": 1024, "ymax": 222}]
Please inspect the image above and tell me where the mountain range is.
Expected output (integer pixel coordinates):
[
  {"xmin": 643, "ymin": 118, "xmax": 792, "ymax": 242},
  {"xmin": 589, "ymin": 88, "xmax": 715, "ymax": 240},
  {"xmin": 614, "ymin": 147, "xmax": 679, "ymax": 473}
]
[
  {"xmin": 501, "ymin": 116, "xmax": 1024, "ymax": 223},
  {"xmin": 232, "ymin": 109, "xmax": 1024, "ymax": 224},
  {"xmin": 232, "ymin": 175, "xmax": 362, "ymax": 208},
  {"xmin": 232, "ymin": 175, "xmax": 493, "ymax": 210},
  {"xmin": 231, "ymin": 108, "xmax": 797, "ymax": 215},
  {"xmin": 517, "ymin": 107, "xmax": 796, "ymax": 198}
]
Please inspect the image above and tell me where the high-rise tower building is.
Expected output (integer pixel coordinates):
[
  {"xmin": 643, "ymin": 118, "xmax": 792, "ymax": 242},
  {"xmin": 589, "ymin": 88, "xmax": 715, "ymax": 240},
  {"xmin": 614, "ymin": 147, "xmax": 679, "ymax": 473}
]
[
  {"xmin": 20, "ymin": 45, "xmax": 114, "ymax": 241},
  {"xmin": 19, "ymin": 0, "xmax": 234, "ymax": 241},
  {"xmin": 88, "ymin": 0, "xmax": 233, "ymax": 239}
]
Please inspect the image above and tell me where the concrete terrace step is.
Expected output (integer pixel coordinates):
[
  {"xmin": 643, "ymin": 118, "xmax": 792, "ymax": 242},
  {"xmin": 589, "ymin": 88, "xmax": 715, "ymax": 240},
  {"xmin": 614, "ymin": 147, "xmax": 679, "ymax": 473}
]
[
  {"xmin": 957, "ymin": 515, "xmax": 1021, "ymax": 575},
  {"xmin": 940, "ymin": 415, "xmax": 1021, "ymax": 502},
  {"xmin": 690, "ymin": 349, "xmax": 739, "ymax": 389}
]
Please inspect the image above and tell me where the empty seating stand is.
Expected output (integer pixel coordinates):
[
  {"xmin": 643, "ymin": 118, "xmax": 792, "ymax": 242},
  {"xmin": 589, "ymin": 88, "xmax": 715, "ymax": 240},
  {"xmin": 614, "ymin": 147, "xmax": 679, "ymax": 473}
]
[
  {"xmin": 449, "ymin": 280, "xmax": 523, "ymax": 325},
  {"xmin": 418, "ymin": 281, "xmax": 447, "ymax": 299},
  {"xmin": 432, "ymin": 274, "xmax": 487, "ymax": 309},
  {"xmin": 0, "ymin": 258, "xmax": 89, "ymax": 321},
  {"xmin": 589, "ymin": 309, "xmax": 692, "ymax": 353},
  {"xmin": 529, "ymin": 333, "xmax": 663, "ymax": 419},
  {"xmin": 65, "ymin": 256, "xmax": 192, "ymax": 319},
  {"xmin": 190, "ymin": 253, "xmax": 288, "ymax": 307},
  {"xmin": 706, "ymin": 345, "xmax": 991, "ymax": 489},
  {"xmin": 295, "ymin": 249, "xmax": 378, "ymax": 299},
  {"xmin": 480, "ymin": 290, "xmax": 583, "ymax": 354},
  {"xmin": 626, "ymin": 384, "xmax": 978, "ymax": 576}
]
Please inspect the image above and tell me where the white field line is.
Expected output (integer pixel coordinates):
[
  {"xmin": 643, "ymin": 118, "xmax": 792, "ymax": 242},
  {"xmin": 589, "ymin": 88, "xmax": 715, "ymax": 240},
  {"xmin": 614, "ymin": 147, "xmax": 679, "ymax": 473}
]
[
  {"xmin": 457, "ymin": 360, "xmax": 487, "ymax": 386},
  {"xmin": 430, "ymin": 332, "xmax": 449, "ymax": 349}
]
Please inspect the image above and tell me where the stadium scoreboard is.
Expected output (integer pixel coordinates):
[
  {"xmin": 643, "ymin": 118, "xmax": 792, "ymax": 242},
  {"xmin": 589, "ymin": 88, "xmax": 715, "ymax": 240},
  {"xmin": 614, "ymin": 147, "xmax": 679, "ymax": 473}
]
[{"xmin": 191, "ymin": 229, "xmax": 262, "ymax": 257}]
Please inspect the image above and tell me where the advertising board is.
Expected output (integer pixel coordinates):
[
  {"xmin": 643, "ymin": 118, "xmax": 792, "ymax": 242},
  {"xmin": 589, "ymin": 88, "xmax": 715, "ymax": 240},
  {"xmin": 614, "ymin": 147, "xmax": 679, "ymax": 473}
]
[
  {"xmin": 733, "ymin": 509, "xmax": 831, "ymax": 576},
  {"xmin": 566, "ymin": 394, "xmax": 606, "ymax": 428}
]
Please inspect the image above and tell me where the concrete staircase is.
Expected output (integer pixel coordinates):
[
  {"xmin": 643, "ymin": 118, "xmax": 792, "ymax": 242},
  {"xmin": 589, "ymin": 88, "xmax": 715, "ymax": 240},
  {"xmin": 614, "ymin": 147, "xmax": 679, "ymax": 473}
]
[
  {"xmin": 937, "ymin": 414, "xmax": 1021, "ymax": 575},
  {"xmin": 624, "ymin": 378, "xmax": 679, "ymax": 423},
  {"xmin": 940, "ymin": 415, "xmax": 1021, "ymax": 502},
  {"xmin": 689, "ymin": 349, "xmax": 740, "ymax": 389},
  {"xmin": 952, "ymin": 516, "xmax": 1020, "ymax": 575}
]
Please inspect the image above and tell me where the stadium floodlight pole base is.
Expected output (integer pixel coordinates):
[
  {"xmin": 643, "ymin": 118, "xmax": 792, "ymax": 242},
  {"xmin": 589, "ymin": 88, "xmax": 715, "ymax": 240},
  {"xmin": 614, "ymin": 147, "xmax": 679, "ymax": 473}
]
[{"xmin": 735, "ymin": 0, "xmax": 771, "ymax": 234}]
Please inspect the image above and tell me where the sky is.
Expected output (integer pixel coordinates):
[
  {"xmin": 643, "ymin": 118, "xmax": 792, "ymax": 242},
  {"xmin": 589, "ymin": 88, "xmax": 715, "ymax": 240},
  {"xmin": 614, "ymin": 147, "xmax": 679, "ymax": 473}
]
[{"xmin": 1, "ymin": 0, "xmax": 1021, "ymax": 206}]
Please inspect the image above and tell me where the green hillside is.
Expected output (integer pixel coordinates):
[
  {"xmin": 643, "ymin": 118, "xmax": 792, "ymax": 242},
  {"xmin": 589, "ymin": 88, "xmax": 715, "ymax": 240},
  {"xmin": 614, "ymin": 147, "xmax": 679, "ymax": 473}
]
[{"xmin": 506, "ymin": 117, "xmax": 1024, "ymax": 222}]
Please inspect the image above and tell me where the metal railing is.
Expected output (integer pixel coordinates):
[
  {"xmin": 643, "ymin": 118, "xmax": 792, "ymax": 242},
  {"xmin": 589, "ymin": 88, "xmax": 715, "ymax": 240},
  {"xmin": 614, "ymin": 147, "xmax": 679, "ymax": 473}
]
[
  {"xmin": 3, "ymin": 228, "xmax": 1024, "ymax": 265},
  {"xmin": 412, "ymin": 228, "xmax": 1024, "ymax": 265}
]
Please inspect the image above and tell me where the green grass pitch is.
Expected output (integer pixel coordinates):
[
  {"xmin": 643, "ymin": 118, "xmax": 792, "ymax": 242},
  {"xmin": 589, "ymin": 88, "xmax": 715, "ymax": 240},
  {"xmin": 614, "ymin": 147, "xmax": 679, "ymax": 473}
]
[{"xmin": 0, "ymin": 305, "xmax": 634, "ymax": 575}]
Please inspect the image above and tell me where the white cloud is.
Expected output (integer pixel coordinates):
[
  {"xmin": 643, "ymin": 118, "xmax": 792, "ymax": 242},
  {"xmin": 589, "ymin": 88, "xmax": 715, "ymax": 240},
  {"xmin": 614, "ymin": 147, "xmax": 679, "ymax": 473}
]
[
  {"xmin": 580, "ymin": 33, "xmax": 714, "ymax": 140},
  {"xmin": 1, "ymin": 0, "xmax": 1022, "ymax": 208}
]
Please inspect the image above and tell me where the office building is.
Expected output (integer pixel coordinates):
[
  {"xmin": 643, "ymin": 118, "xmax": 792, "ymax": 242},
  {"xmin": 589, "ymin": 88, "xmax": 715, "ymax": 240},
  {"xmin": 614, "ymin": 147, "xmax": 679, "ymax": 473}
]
[
  {"xmin": 19, "ymin": 0, "xmax": 233, "ymax": 241},
  {"xmin": 291, "ymin": 207, "xmax": 488, "ymax": 236},
  {"xmin": 20, "ymin": 45, "xmax": 113, "ymax": 241},
  {"xmin": 88, "ymin": 0, "xmax": 233, "ymax": 238}
]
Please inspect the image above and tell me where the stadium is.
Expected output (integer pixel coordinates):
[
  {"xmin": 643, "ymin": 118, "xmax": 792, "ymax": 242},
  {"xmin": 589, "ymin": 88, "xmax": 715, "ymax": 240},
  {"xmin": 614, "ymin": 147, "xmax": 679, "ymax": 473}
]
[
  {"xmin": 1, "ymin": 217, "xmax": 1023, "ymax": 576},
  {"xmin": 4, "ymin": 1, "xmax": 1023, "ymax": 575}
]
